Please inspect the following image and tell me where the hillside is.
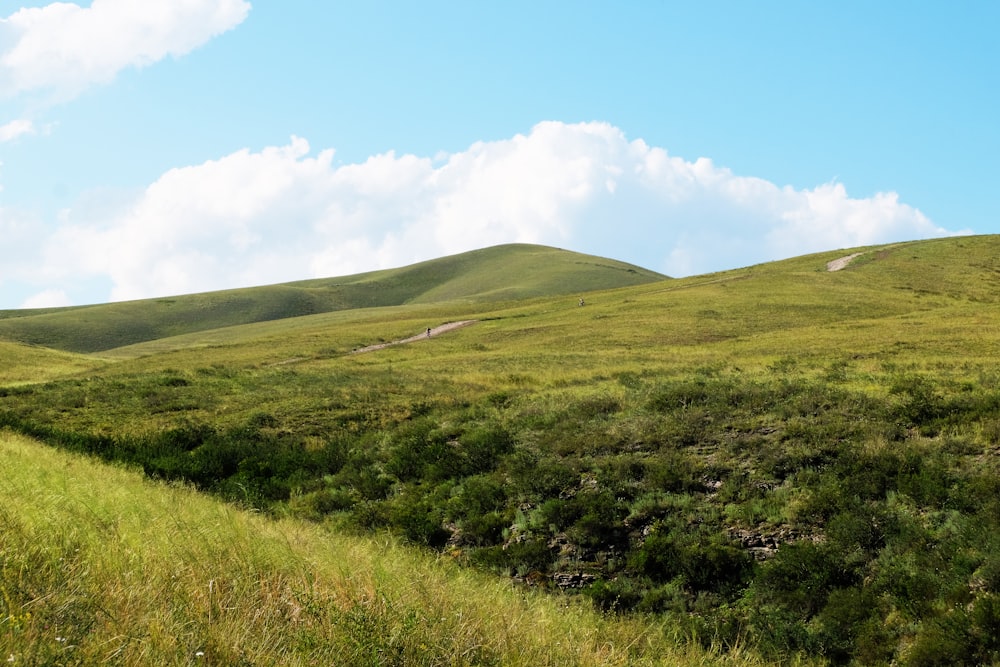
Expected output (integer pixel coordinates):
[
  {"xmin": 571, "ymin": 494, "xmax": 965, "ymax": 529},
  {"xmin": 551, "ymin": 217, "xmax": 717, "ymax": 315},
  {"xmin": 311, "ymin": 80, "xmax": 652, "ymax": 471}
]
[
  {"xmin": 1, "ymin": 431, "xmax": 776, "ymax": 666},
  {"xmin": 0, "ymin": 244, "xmax": 665, "ymax": 354},
  {"xmin": 0, "ymin": 340, "xmax": 104, "ymax": 385},
  {"xmin": 3, "ymin": 234, "xmax": 1000, "ymax": 664}
]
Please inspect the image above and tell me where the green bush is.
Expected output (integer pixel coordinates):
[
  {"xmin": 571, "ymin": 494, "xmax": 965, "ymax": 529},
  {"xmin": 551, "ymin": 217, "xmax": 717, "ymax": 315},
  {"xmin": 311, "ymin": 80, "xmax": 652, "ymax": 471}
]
[
  {"xmin": 390, "ymin": 496, "xmax": 450, "ymax": 548},
  {"xmin": 585, "ymin": 578, "xmax": 642, "ymax": 613},
  {"xmin": 459, "ymin": 423, "xmax": 514, "ymax": 474},
  {"xmin": 459, "ymin": 512, "xmax": 508, "ymax": 546},
  {"xmin": 752, "ymin": 541, "xmax": 858, "ymax": 618}
]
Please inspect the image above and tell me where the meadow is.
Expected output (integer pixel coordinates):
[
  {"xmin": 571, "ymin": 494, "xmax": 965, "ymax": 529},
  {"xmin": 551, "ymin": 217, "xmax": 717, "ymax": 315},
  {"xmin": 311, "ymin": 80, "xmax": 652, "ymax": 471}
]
[{"xmin": 3, "ymin": 236, "xmax": 1000, "ymax": 664}]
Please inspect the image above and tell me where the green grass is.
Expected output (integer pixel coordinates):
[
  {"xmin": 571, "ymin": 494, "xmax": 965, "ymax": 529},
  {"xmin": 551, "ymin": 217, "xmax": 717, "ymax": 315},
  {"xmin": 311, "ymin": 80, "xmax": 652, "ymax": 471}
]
[
  {"xmin": 0, "ymin": 341, "xmax": 103, "ymax": 386},
  {"xmin": 0, "ymin": 244, "xmax": 664, "ymax": 354},
  {"xmin": 0, "ymin": 430, "xmax": 787, "ymax": 666}
]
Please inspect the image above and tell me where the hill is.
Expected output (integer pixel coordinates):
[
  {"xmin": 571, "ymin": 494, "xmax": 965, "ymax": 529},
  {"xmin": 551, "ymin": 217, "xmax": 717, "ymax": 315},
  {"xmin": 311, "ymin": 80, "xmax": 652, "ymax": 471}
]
[
  {"xmin": 3, "ymin": 234, "xmax": 1000, "ymax": 664},
  {"xmin": 0, "ymin": 339, "xmax": 104, "ymax": 385},
  {"xmin": 0, "ymin": 244, "xmax": 665, "ymax": 354},
  {"xmin": 1, "ymin": 431, "xmax": 770, "ymax": 666}
]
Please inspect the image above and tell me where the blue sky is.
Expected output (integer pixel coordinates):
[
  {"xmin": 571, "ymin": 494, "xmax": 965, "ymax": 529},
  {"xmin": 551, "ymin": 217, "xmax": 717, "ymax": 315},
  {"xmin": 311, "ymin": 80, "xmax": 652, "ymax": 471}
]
[{"xmin": 1, "ymin": 1, "xmax": 996, "ymax": 308}]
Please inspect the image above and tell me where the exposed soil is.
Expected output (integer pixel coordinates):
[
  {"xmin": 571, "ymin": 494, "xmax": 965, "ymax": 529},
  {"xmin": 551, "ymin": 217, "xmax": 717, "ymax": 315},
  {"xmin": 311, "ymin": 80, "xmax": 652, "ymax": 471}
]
[{"xmin": 826, "ymin": 252, "xmax": 865, "ymax": 272}]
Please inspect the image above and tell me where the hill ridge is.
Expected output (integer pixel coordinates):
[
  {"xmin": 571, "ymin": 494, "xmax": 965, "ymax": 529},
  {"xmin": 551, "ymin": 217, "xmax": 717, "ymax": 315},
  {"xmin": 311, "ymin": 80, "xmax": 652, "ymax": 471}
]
[{"xmin": 0, "ymin": 244, "xmax": 665, "ymax": 353}]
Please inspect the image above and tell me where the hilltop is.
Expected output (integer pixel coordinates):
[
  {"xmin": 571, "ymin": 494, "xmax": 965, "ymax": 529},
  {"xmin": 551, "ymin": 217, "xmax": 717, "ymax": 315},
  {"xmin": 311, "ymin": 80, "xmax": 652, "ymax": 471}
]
[{"xmin": 0, "ymin": 244, "xmax": 664, "ymax": 354}]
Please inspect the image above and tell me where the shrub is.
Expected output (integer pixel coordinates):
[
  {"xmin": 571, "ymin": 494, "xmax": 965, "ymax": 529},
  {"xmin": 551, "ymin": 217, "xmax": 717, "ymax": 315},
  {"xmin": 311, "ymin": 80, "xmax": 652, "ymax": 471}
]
[
  {"xmin": 566, "ymin": 492, "xmax": 628, "ymax": 550},
  {"xmin": 907, "ymin": 611, "xmax": 974, "ymax": 667},
  {"xmin": 585, "ymin": 578, "xmax": 642, "ymax": 613},
  {"xmin": 814, "ymin": 586, "xmax": 877, "ymax": 663},
  {"xmin": 390, "ymin": 497, "xmax": 449, "ymax": 548},
  {"xmin": 507, "ymin": 455, "xmax": 577, "ymax": 499},
  {"xmin": 889, "ymin": 374, "xmax": 944, "ymax": 428},
  {"xmin": 459, "ymin": 424, "xmax": 514, "ymax": 474},
  {"xmin": 629, "ymin": 530, "xmax": 681, "ymax": 583},
  {"xmin": 753, "ymin": 541, "xmax": 858, "ymax": 618},
  {"xmin": 289, "ymin": 487, "xmax": 355, "ymax": 520},
  {"xmin": 447, "ymin": 475, "xmax": 506, "ymax": 519},
  {"xmin": 502, "ymin": 538, "xmax": 553, "ymax": 576},
  {"xmin": 459, "ymin": 512, "xmax": 507, "ymax": 547}
]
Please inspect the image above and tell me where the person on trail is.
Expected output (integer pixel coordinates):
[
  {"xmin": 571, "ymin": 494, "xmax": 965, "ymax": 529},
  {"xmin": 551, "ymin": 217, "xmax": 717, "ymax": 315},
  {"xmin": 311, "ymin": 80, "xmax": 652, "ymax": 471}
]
[{"xmin": 427, "ymin": 327, "xmax": 432, "ymax": 338}]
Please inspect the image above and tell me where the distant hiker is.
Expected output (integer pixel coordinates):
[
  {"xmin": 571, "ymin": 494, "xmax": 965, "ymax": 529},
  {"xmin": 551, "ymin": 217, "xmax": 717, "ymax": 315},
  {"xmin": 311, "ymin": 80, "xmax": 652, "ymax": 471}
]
[
  {"xmin": 579, "ymin": 298, "xmax": 585, "ymax": 307},
  {"xmin": 427, "ymin": 327, "xmax": 432, "ymax": 337}
]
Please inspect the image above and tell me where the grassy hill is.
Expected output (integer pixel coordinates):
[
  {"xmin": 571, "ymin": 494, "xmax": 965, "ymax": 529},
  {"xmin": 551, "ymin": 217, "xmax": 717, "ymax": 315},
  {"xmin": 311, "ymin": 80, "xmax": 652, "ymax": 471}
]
[
  {"xmin": 0, "ymin": 244, "xmax": 664, "ymax": 354},
  {"xmin": 4, "ymin": 234, "xmax": 1000, "ymax": 664},
  {"xmin": 0, "ymin": 340, "xmax": 104, "ymax": 385},
  {"xmin": 2, "ymin": 431, "xmax": 780, "ymax": 666}
]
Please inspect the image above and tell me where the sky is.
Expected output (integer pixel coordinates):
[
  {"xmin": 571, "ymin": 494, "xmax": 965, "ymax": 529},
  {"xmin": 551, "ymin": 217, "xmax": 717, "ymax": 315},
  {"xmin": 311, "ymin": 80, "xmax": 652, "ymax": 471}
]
[{"xmin": 0, "ymin": 1, "xmax": 997, "ymax": 309}]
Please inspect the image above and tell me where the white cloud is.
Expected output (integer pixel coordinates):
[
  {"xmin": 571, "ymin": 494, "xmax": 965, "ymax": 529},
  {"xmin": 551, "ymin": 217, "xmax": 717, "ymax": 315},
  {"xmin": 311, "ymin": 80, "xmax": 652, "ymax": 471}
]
[
  {"xmin": 0, "ymin": 0, "xmax": 250, "ymax": 100},
  {"xmin": 34, "ymin": 121, "xmax": 960, "ymax": 304},
  {"xmin": 0, "ymin": 118, "xmax": 33, "ymax": 141},
  {"xmin": 20, "ymin": 288, "xmax": 70, "ymax": 309}
]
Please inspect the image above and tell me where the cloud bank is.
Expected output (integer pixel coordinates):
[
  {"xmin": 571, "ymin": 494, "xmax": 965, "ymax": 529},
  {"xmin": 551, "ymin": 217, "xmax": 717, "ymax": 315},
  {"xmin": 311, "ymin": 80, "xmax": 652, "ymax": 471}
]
[
  {"xmin": 21, "ymin": 121, "xmax": 958, "ymax": 306},
  {"xmin": 0, "ymin": 0, "xmax": 250, "ymax": 100}
]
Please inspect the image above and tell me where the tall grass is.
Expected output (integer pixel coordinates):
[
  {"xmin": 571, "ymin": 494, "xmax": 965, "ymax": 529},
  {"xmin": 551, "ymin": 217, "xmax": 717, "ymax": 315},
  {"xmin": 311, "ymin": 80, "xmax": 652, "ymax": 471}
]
[{"xmin": 0, "ymin": 431, "xmax": 789, "ymax": 666}]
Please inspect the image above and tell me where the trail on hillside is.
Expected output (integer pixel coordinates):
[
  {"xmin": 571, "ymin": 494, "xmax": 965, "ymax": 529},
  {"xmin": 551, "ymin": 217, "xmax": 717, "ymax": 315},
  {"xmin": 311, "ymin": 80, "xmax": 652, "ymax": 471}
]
[
  {"xmin": 826, "ymin": 252, "xmax": 865, "ymax": 272},
  {"xmin": 351, "ymin": 320, "xmax": 477, "ymax": 354}
]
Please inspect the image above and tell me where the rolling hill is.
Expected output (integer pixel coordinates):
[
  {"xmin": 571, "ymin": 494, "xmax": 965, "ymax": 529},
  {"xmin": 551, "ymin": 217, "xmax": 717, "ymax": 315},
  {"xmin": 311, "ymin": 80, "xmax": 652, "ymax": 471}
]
[
  {"xmin": 4, "ymin": 234, "xmax": 1000, "ymax": 664},
  {"xmin": 0, "ymin": 243, "xmax": 665, "ymax": 354}
]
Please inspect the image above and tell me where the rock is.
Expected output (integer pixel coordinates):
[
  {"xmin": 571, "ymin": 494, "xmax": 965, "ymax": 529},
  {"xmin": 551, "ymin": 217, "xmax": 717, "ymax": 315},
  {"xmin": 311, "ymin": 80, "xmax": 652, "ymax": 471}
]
[{"xmin": 553, "ymin": 572, "xmax": 597, "ymax": 589}]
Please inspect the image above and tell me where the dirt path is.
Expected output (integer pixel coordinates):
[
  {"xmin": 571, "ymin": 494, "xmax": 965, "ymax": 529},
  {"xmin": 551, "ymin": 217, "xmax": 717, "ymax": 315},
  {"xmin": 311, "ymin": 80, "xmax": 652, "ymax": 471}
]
[
  {"xmin": 826, "ymin": 252, "xmax": 865, "ymax": 272},
  {"xmin": 350, "ymin": 320, "xmax": 477, "ymax": 354}
]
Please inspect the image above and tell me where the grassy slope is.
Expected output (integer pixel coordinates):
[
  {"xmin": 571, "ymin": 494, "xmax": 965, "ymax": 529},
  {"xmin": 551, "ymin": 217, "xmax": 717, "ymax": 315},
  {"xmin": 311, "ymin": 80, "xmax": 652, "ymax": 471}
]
[
  {"xmin": 0, "ymin": 244, "xmax": 664, "ymax": 354},
  {"xmin": 0, "ymin": 340, "xmax": 103, "ymax": 385},
  {"xmin": 10, "ymin": 235, "xmax": 999, "ymax": 434},
  {"xmin": 120, "ymin": 235, "xmax": 1000, "ymax": 374},
  {"xmin": 0, "ymin": 431, "xmax": 782, "ymax": 666},
  {"xmin": 4, "ymin": 235, "xmax": 1000, "ymax": 664}
]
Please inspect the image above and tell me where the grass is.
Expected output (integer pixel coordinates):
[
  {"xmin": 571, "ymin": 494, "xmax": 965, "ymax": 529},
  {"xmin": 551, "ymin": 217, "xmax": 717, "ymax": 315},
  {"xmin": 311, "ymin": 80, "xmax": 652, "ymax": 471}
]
[
  {"xmin": 5, "ymin": 235, "xmax": 1000, "ymax": 664},
  {"xmin": 0, "ymin": 341, "xmax": 103, "ymax": 386},
  {"xmin": 0, "ymin": 244, "xmax": 664, "ymax": 354},
  {"xmin": 0, "ymin": 430, "xmax": 788, "ymax": 666}
]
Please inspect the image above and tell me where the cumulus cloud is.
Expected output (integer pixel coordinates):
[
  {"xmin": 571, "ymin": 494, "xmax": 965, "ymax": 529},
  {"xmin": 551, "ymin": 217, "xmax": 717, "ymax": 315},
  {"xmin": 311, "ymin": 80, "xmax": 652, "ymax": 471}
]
[
  {"xmin": 35, "ymin": 121, "xmax": 959, "ymax": 304},
  {"xmin": 0, "ymin": 0, "xmax": 250, "ymax": 100}
]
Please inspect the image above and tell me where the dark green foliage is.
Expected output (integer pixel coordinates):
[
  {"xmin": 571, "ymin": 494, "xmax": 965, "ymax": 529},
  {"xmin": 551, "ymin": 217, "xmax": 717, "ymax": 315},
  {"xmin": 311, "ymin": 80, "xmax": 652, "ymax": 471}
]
[
  {"xmin": 384, "ymin": 418, "xmax": 455, "ymax": 482},
  {"xmin": 753, "ymin": 541, "xmax": 858, "ymax": 618},
  {"xmin": 459, "ymin": 512, "xmax": 507, "ymax": 546},
  {"xmin": 459, "ymin": 424, "xmax": 515, "ymax": 474},
  {"xmin": 585, "ymin": 578, "xmax": 642, "ymax": 613},
  {"xmin": 471, "ymin": 539, "xmax": 553, "ymax": 576},
  {"xmin": 631, "ymin": 528, "xmax": 752, "ymax": 596},
  {"xmin": 389, "ymin": 494, "xmax": 450, "ymax": 548},
  {"xmin": 506, "ymin": 454, "xmax": 578, "ymax": 498}
]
